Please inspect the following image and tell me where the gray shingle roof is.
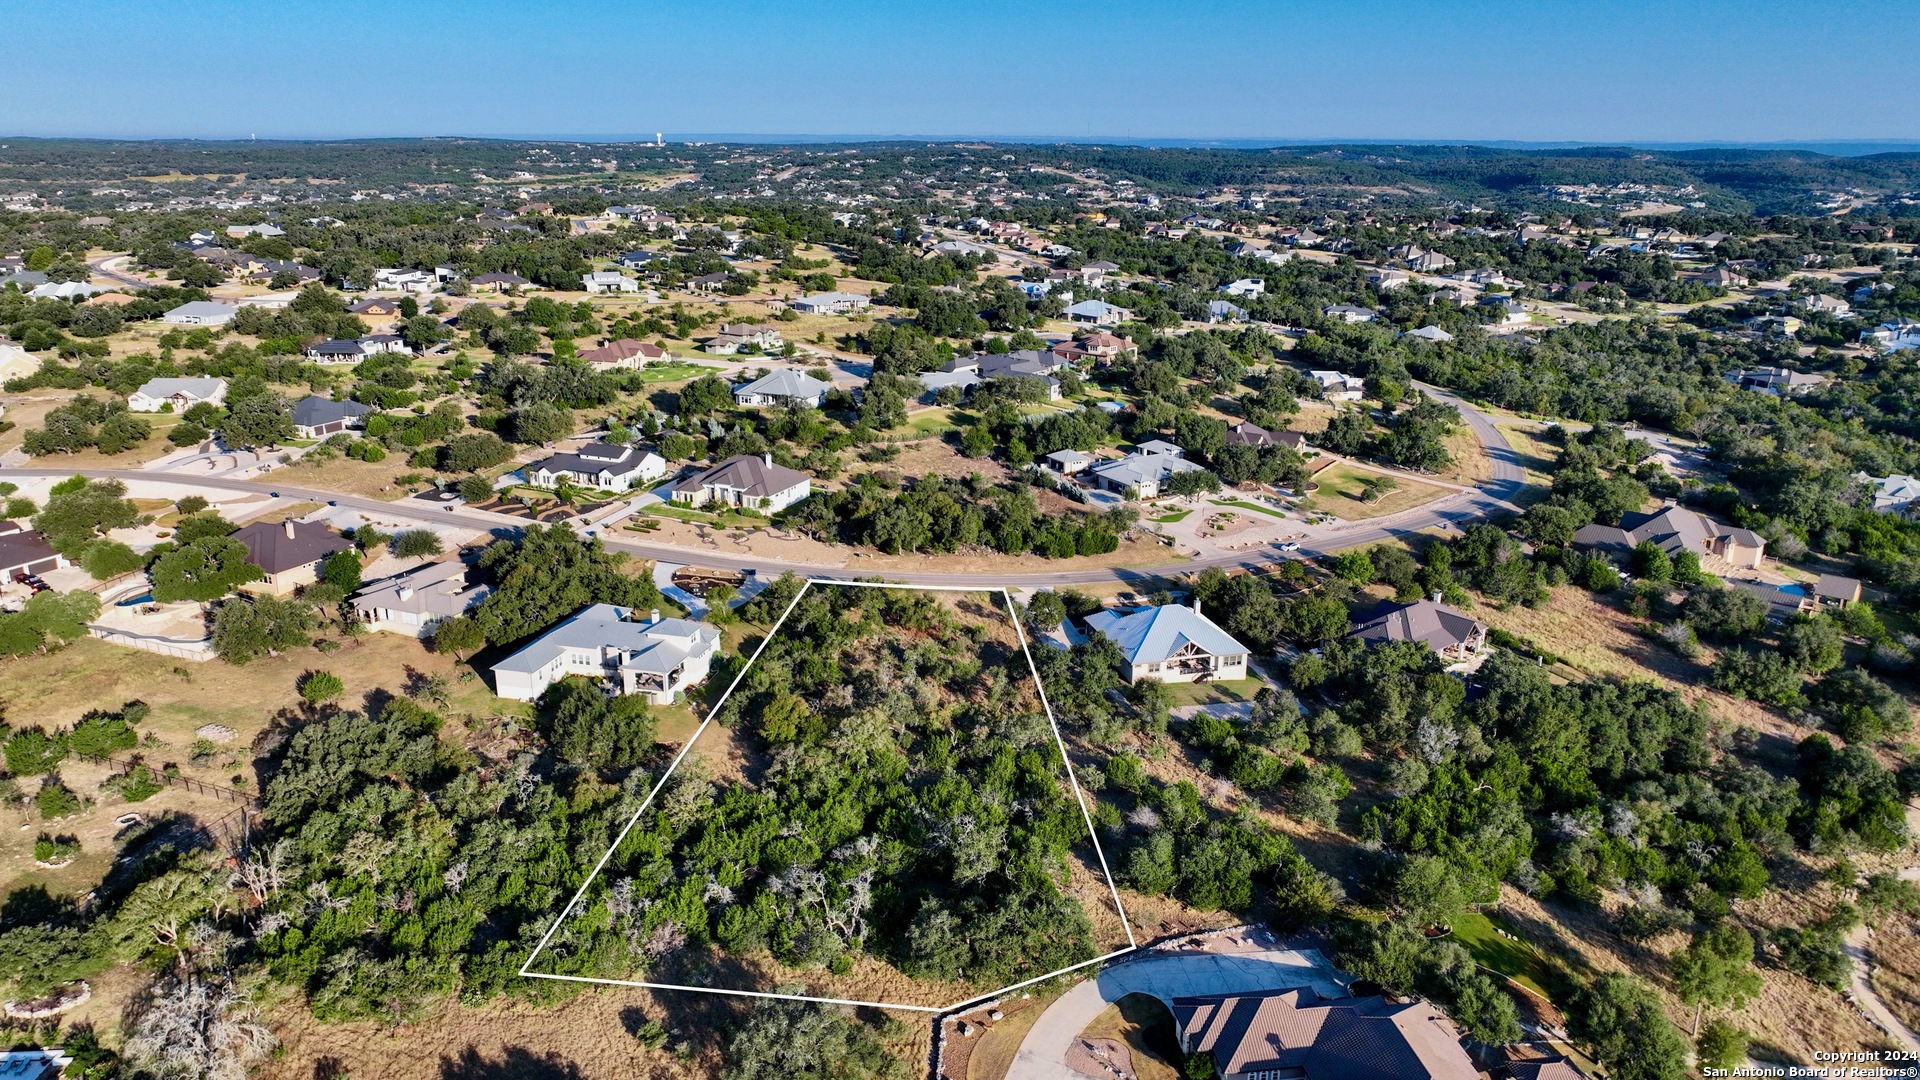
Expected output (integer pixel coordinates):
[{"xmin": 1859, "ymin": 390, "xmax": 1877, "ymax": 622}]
[
  {"xmin": 290, "ymin": 396, "xmax": 374, "ymax": 429},
  {"xmin": 672, "ymin": 454, "xmax": 809, "ymax": 499},
  {"xmin": 1349, "ymin": 599, "xmax": 1485, "ymax": 652}
]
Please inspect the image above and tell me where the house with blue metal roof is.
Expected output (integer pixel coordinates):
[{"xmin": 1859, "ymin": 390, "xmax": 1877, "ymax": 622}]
[{"xmin": 1083, "ymin": 601, "xmax": 1250, "ymax": 684}]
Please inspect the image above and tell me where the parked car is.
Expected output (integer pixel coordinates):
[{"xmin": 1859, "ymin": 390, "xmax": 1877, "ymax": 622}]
[{"xmin": 1278, "ymin": 541, "xmax": 1302, "ymax": 552}]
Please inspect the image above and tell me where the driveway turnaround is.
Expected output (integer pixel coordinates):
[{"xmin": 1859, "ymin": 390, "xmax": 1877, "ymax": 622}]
[{"xmin": 1002, "ymin": 946, "xmax": 1347, "ymax": 1080}]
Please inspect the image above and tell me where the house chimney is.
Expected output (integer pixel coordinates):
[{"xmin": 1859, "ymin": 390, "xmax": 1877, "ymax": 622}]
[
  {"xmin": 283, "ymin": 519, "xmax": 296, "ymax": 539},
  {"xmin": 649, "ymin": 608, "xmax": 661, "ymax": 624},
  {"xmin": 762, "ymin": 452, "xmax": 772, "ymax": 467},
  {"xmin": 397, "ymin": 586, "xmax": 414, "ymax": 602},
  {"xmin": 1431, "ymin": 591, "xmax": 1443, "ymax": 604},
  {"xmin": 1191, "ymin": 595, "xmax": 1201, "ymax": 616}
]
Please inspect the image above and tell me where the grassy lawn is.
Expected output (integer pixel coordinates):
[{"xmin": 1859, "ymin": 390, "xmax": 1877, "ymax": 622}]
[
  {"xmin": 1306, "ymin": 463, "xmax": 1451, "ymax": 521},
  {"xmin": 1165, "ymin": 677, "xmax": 1265, "ymax": 707},
  {"xmin": 1150, "ymin": 508, "xmax": 1193, "ymax": 523},
  {"xmin": 1450, "ymin": 911, "xmax": 1569, "ymax": 1003},
  {"xmin": 1210, "ymin": 497, "xmax": 1288, "ymax": 520},
  {"xmin": 643, "ymin": 503, "xmax": 766, "ymax": 529},
  {"xmin": 636, "ymin": 361, "xmax": 719, "ymax": 383},
  {"xmin": 904, "ymin": 406, "xmax": 967, "ymax": 435}
]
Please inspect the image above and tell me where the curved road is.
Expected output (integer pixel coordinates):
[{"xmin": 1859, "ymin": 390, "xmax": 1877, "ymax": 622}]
[
  {"xmin": 0, "ymin": 387, "xmax": 1527, "ymax": 588},
  {"xmin": 86, "ymin": 253, "xmax": 152, "ymax": 291}
]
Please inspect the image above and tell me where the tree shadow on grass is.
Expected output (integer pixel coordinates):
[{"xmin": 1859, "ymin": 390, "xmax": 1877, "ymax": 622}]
[{"xmin": 438, "ymin": 1046, "xmax": 584, "ymax": 1080}]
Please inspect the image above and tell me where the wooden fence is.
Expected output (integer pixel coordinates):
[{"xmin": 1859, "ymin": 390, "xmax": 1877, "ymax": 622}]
[{"xmin": 73, "ymin": 752, "xmax": 261, "ymax": 809}]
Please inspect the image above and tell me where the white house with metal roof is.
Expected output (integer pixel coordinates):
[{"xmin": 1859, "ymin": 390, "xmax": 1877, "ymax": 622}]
[
  {"xmin": 1065, "ymin": 299, "xmax": 1134, "ymax": 325},
  {"xmin": 491, "ymin": 604, "xmax": 720, "ymax": 704},
  {"xmin": 1090, "ymin": 440, "xmax": 1204, "ymax": 498},
  {"xmin": 1083, "ymin": 601, "xmax": 1250, "ymax": 684},
  {"xmin": 581, "ymin": 270, "xmax": 639, "ymax": 293},
  {"xmin": 160, "ymin": 300, "xmax": 239, "ymax": 326},
  {"xmin": 733, "ymin": 368, "xmax": 831, "ymax": 408},
  {"xmin": 128, "ymin": 377, "xmax": 228, "ymax": 412},
  {"xmin": 791, "ymin": 291, "xmax": 871, "ymax": 315}
]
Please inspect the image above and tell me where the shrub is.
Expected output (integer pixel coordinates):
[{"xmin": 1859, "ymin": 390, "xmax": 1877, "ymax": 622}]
[
  {"xmin": 390, "ymin": 530, "xmax": 444, "ymax": 558},
  {"xmin": 108, "ymin": 763, "xmax": 165, "ymax": 802},
  {"xmin": 34, "ymin": 775, "xmax": 85, "ymax": 819},
  {"xmin": 68, "ymin": 711, "xmax": 138, "ymax": 757},
  {"xmin": 299, "ymin": 671, "xmax": 346, "ymax": 704},
  {"xmin": 32, "ymin": 834, "xmax": 80, "ymax": 863},
  {"xmin": 5, "ymin": 726, "xmax": 69, "ymax": 776}
]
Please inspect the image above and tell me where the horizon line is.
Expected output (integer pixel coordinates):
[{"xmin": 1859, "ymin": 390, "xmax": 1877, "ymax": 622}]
[{"xmin": 6, "ymin": 132, "xmax": 1920, "ymax": 154}]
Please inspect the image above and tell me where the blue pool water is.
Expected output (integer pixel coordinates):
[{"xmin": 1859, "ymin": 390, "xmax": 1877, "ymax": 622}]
[{"xmin": 1777, "ymin": 584, "xmax": 1807, "ymax": 597}]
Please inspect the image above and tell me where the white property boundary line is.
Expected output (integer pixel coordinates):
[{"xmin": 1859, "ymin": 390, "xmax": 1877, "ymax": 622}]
[{"xmin": 520, "ymin": 577, "xmax": 1138, "ymax": 1014}]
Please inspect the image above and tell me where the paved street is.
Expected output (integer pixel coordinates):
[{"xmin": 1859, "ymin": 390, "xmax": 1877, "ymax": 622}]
[{"xmin": 0, "ymin": 383, "xmax": 1529, "ymax": 588}]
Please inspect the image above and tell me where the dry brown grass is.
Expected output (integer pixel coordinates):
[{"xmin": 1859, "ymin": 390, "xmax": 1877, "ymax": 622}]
[
  {"xmin": 278, "ymin": 453, "xmax": 444, "ymax": 501},
  {"xmin": 1866, "ymin": 911, "xmax": 1920, "ymax": 1039},
  {"xmin": 961, "ymin": 990, "xmax": 1058, "ymax": 1080},
  {"xmin": 1432, "ymin": 426, "xmax": 1493, "ymax": 487},
  {"xmin": 1302, "ymin": 462, "xmax": 1455, "ymax": 522},
  {"xmin": 1073, "ymin": 994, "xmax": 1182, "ymax": 1080},
  {"xmin": 1494, "ymin": 421, "xmax": 1564, "ymax": 487},
  {"xmin": 0, "ymin": 388, "xmax": 193, "ymax": 466},
  {"xmin": 0, "ymin": 632, "xmax": 511, "ymax": 894},
  {"xmin": 262, "ymin": 984, "xmax": 713, "ymax": 1080},
  {"xmin": 1464, "ymin": 588, "xmax": 1799, "ymax": 742},
  {"xmin": 1495, "ymin": 887, "xmax": 1890, "ymax": 1064}
]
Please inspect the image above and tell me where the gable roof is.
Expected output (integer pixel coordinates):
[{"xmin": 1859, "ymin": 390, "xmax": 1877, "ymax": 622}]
[
  {"xmin": 733, "ymin": 368, "xmax": 831, "ymax": 401},
  {"xmin": 133, "ymin": 377, "xmax": 226, "ymax": 401},
  {"xmin": 290, "ymin": 396, "xmax": 374, "ymax": 429},
  {"xmin": 163, "ymin": 300, "xmax": 238, "ymax": 320},
  {"xmin": 1175, "ymin": 987, "xmax": 1478, "ymax": 1080},
  {"xmin": 528, "ymin": 442, "xmax": 661, "ymax": 481},
  {"xmin": 1349, "ymin": 599, "xmax": 1486, "ymax": 652},
  {"xmin": 492, "ymin": 603, "xmax": 719, "ymax": 678},
  {"xmin": 1083, "ymin": 604, "xmax": 1249, "ymax": 664},
  {"xmin": 580, "ymin": 338, "xmax": 664, "ymax": 364},
  {"xmin": 1091, "ymin": 451, "xmax": 1203, "ymax": 490},
  {"xmin": 1573, "ymin": 504, "xmax": 1761, "ymax": 560},
  {"xmin": 672, "ymin": 454, "xmax": 810, "ymax": 498},
  {"xmin": 943, "ymin": 349, "xmax": 1063, "ymax": 382},
  {"xmin": 1065, "ymin": 299, "xmax": 1128, "ymax": 319}
]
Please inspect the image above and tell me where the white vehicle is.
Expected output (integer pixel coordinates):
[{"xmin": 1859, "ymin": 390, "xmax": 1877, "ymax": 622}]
[{"xmin": 1278, "ymin": 541, "xmax": 1302, "ymax": 552}]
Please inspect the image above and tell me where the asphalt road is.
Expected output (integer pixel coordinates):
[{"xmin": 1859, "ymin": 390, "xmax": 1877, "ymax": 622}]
[
  {"xmin": 86, "ymin": 253, "xmax": 151, "ymax": 290},
  {"xmin": 0, "ymin": 389, "xmax": 1528, "ymax": 588}
]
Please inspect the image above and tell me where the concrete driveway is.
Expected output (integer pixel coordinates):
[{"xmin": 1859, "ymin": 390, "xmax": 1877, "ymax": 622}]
[{"xmin": 1003, "ymin": 946, "xmax": 1347, "ymax": 1080}]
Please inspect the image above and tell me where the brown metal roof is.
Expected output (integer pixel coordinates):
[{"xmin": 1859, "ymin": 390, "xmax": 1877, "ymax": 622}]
[{"xmin": 1175, "ymin": 987, "xmax": 1479, "ymax": 1080}]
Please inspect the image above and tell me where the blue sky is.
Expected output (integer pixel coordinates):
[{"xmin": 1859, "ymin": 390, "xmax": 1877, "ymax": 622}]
[{"xmin": 7, "ymin": 0, "xmax": 1918, "ymax": 144}]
